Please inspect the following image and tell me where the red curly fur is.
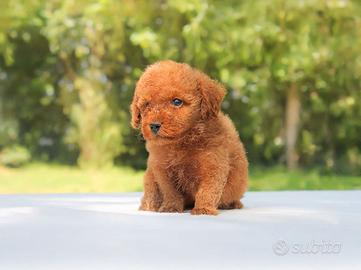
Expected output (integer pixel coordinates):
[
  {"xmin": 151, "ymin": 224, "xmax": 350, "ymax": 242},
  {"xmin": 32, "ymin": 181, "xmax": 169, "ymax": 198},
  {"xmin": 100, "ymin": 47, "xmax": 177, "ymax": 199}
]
[{"xmin": 131, "ymin": 60, "xmax": 248, "ymax": 215}]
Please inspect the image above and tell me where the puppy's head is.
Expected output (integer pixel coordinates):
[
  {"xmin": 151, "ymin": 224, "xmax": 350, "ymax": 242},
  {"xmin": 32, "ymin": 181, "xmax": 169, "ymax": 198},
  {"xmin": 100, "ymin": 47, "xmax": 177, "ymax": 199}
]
[{"xmin": 130, "ymin": 60, "xmax": 225, "ymax": 143}]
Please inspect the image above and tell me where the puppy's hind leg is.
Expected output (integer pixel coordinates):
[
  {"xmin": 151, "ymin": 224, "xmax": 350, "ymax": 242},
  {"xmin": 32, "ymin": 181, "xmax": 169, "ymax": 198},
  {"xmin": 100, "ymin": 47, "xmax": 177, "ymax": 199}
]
[
  {"xmin": 218, "ymin": 156, "xmax": 248, "ymax": 210},
  {"xmin": 218, "ymin": 200, "xmax": 243, "ymax": 210},
  {"xmin": 139, "ymin": 169, "xmax": 162, "ymax": 212}
]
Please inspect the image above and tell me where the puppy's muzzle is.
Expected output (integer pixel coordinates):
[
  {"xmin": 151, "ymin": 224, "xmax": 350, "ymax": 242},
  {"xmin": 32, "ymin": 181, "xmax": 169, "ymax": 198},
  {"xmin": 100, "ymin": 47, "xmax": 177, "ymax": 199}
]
[{"xmin": 150, "ymin": 123, "xmax": 161, "ymax": 135}]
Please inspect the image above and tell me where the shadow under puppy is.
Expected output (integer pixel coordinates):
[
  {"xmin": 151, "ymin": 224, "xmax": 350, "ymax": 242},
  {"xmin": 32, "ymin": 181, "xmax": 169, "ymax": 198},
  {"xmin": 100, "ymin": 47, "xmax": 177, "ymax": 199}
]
[{"xmin": 131, "ymin": 60, "xmax": 248, "ymax": 215}]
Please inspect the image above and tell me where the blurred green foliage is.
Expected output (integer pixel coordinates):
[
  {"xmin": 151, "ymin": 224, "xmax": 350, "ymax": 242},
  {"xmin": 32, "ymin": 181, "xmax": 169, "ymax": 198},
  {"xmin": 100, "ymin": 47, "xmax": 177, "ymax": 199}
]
[
  {"xmin": 0, "ymin": 145, "xmax": 30, "ymax": 167},
  {"xmin": 0, "ymin": 0, "xmax": 360, "ymax": 174}
]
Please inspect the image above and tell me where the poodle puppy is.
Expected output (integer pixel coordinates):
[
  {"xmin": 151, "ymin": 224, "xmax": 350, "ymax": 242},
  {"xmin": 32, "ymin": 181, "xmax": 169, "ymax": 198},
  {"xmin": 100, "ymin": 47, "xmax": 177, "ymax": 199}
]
[{"xmin": 131, "ymin": 60, "xmax": 248, "ymax": 215}]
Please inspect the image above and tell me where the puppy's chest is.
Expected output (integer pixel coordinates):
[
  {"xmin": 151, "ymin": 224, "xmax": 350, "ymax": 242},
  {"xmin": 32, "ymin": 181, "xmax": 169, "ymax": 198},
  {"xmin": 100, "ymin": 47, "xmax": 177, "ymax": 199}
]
[{"xmin": 165, "ymin": 151, "xmax": 200, "ymax": 193}]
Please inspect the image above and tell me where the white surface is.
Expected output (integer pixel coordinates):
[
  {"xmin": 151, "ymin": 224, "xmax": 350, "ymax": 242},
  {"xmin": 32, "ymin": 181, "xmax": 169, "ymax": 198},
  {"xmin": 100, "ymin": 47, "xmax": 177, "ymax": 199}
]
[{"xmin": 0, "ymin": 191, "xmax": 360, "ymax": 270}]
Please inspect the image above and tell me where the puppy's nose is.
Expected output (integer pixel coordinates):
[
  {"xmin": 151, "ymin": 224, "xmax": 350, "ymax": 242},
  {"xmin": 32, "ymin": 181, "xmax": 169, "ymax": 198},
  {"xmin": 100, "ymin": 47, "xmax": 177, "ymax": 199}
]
[{"xmin": 150, "ymin": 123, "xmax": 161, "ymax": 135}]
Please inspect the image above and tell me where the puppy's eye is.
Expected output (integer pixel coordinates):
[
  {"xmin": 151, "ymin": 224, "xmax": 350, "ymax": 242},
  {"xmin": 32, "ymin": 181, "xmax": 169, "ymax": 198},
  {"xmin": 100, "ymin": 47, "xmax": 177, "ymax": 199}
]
[{"xmin": 171, "ymin": 98, "xmax": 183, "ymax": 107}]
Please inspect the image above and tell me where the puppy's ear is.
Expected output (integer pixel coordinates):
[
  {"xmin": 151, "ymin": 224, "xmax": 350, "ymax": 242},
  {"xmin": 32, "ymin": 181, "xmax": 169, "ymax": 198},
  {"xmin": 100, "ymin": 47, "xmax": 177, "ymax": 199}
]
[
  {"xmin": 196, "ymin": 70, "xmax": 226, "ymax": 120},
  {"xmin": 130, "ymin": 94, "xmax": 141, "ymax": 129}
]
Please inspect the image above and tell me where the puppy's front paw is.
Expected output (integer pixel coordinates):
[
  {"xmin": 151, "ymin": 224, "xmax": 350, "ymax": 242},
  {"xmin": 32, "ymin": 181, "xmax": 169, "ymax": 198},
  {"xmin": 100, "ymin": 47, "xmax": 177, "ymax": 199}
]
[
  {"xmin": 139, "ymin": 198, "xmax": 161, "ymax": 212},
  {"xmin": 158, "ymin": 202, "xmax": 184, "ymax": 213},
  {"xmin": 191, "ymin": 207, "xmax": 218, "ymax": 215}
]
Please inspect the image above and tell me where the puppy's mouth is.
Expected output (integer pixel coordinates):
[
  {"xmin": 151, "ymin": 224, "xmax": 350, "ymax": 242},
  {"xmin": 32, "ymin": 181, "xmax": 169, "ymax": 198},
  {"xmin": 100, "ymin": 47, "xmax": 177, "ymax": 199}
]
[
  {"xmin": 141, "ymin": 122, "xmax": 193, "ymax": 143},
  {"xmin": 143, "ymin": 129, "xmax": 190, "ymax": 143},
  {"xmin": 141, "ymin": 128, "xmax": 180, "ymax": 142},
  {"xmin": 149, "ymin": 133, "xmax": 176, "ymax": 140}
]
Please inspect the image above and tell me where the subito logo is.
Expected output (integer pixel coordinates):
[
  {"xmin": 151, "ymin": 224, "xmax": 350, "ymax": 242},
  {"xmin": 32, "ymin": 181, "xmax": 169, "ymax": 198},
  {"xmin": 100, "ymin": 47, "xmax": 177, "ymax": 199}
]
[{"xmin": 273, "ymin": 240, "xmax": 289, "ymax": 256}]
